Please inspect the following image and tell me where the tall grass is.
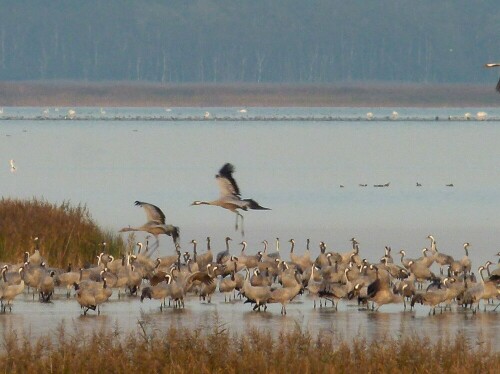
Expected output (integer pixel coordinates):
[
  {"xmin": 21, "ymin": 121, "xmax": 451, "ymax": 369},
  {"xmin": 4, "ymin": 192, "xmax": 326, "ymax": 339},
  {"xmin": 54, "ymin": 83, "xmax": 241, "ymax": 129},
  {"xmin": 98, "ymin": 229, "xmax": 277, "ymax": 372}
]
[
  {"xmin": 0, "ymin": 322, "xmax": 497, "ymax": 373},
  {"xmin": 0, "ymin": 197, "xmax": 124, "ymax": 268}
]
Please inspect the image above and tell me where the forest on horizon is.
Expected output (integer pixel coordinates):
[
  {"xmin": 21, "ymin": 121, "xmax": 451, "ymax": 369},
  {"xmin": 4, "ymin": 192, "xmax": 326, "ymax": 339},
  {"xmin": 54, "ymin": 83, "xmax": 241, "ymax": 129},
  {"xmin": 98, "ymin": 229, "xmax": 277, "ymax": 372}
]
[{"xmin": 0, "ymin": 1, "xmax": 499, "ymax": 85}]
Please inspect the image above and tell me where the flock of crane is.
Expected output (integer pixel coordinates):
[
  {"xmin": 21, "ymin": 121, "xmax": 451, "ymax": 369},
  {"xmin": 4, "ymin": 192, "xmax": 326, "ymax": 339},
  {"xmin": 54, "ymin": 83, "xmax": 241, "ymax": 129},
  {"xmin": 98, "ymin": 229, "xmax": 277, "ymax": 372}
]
[
  {"xmin": 0, "ymin": 235, "xmax": 499, "ymax": 316},
  {"xmin": 0, "ymin": 162, "xmax": 499, "ymax": 316}
]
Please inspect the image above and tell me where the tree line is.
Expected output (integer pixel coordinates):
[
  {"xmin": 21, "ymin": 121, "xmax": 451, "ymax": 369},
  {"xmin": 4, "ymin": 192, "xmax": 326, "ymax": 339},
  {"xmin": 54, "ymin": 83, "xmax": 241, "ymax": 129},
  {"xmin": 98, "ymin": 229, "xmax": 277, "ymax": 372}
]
[{"xmin": 0, "ymin": 1, "xmax": 498, "ymax": 84}]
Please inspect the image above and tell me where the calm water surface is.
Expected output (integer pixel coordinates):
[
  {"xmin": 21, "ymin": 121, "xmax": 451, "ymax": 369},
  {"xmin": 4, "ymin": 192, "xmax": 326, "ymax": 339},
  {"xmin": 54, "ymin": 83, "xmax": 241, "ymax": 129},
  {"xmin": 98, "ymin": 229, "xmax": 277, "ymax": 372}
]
[
  {"xmin": 1, "ymin": 107, "xmax": 499, "ymax": 347},
  {"xmin": 2, "ymin": 290, "xmax": 499, "ymax": 348}
]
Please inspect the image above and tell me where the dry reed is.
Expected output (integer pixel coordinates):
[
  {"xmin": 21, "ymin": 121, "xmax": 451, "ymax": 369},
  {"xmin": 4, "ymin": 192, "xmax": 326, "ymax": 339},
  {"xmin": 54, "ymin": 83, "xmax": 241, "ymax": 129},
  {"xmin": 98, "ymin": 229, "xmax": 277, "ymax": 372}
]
[
  {"xmin": 0, "ymin": 320, "xmax": 497, "ymax": 373},
  {"xmin": 0, "ymin": 197, "xmax": 124, "ymax": 268}
]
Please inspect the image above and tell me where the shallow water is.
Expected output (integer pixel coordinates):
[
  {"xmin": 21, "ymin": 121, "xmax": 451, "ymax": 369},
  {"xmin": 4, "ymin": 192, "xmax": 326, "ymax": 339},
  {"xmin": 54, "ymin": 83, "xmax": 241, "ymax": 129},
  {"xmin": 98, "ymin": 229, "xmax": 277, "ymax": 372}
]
[
  {"xmin": 1, "ymin": 289, "xmax": 499, "ymax": 348},
  {"xmin": 1, "ymin": 106, "xmax": 499, "ymax": 346}
]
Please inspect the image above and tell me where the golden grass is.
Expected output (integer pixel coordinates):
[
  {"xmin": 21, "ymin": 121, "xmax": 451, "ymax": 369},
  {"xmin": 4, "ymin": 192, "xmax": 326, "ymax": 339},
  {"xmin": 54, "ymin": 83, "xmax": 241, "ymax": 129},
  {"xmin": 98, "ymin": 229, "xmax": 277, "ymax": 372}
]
[
  {"xmin": 0, "ymin": 81, "xmax": 499, "ymax": 107},
  {"xmin": 0, "ymin": 321, "xmax": 498, "ymax": 373},
  {"xmin": 0, "ymin": 197, "xmax": 124, "ymax": 268}
]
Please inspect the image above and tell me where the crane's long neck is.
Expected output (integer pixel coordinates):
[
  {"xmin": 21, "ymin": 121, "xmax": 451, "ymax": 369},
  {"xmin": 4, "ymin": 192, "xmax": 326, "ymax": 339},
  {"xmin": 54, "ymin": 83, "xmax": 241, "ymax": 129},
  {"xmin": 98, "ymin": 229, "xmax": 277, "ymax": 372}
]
[
  {"xmin": 244, "ymin": 268, "xmax": 251, "ymax": 283},
  {"xmin": 485, "ymin": 264, "xmax": 491, "ymax": 276},
  {"xmin": 290, "ymin": 240, "xmax": 295, "ymax": 253},
  {"xmin": 344, "ymin": 269, "xmax": 350, "ymax": 285},
  {"xmin": 429, "ymin": 237, "xmax": 436, "ymax": 252},
  {"xmin": 192, "ymin": 242, "xmax": 197, "ymax": 261},
  {"xmin": 294, "ymin": 272, "xmax": 302, "ymax": 289},
  {"xmin": 194, "ymin": 201, "xmax": 211, "ymax": 206},
  {"xmin": 478, "ymin": 268, "xmax": 485, "ymax": 284}
]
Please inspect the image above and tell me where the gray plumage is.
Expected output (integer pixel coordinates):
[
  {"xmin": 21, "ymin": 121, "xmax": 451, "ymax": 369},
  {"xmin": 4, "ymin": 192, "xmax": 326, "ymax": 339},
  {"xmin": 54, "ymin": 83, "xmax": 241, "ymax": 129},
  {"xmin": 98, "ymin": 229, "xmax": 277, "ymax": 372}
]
[
  {"xmin": 216, "ymin": 237, "xmax": 232, "ymax": 264},
  {"xmin": 191, "ymin": 163, "xmax": 270, "ymax": 235},
  {"xmin": 120, "ymin": 201, "xmax": 180, "ymax": 250}
]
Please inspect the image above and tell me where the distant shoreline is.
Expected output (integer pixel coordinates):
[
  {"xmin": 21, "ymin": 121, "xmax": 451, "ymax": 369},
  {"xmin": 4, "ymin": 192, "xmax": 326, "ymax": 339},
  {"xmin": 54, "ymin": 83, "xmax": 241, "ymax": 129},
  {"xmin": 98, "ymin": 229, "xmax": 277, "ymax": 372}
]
[{"xmin": 0, "ymin": 81, "xmax": 499, "ymax": 107}]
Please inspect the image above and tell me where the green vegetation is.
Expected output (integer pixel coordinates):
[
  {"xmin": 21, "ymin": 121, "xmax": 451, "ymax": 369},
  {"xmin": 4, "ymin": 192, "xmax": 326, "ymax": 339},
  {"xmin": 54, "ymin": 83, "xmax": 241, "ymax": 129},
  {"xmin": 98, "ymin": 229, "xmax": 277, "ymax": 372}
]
[
  {"xmin": 0, "ymin": 322, "xmax": 498, "ymax": 373},
  {"xmin": 0, "ymin": 197, "xmax": 124, "ymax": 268}
]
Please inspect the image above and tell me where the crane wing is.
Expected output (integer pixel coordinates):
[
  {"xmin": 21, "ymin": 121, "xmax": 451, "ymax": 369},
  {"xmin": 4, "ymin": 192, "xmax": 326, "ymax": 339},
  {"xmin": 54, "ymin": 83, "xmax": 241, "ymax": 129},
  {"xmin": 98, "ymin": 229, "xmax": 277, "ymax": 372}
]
[
  {"xmin": 216, "ymin": 163, "xmax": 240, "ymax": 197},
  {"xmin": 134, "ymin": 201, "xmax": 166, "ymax": 224}
]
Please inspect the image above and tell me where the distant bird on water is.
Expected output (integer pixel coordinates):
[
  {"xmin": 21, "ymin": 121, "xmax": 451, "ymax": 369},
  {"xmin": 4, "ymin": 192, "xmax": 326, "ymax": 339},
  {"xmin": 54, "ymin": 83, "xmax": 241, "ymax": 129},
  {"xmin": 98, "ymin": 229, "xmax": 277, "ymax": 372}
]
[
  {"xmin": 9, "ymin": 159, "xmax": 16, "ymax": 173},
  {"xmin": 119, "ymin": 201, "xmax": 180, "ymax": 251},
  {"xmin": 191, "ymin": 163, "xmax": 270, "ymax": 236},
  {"xmin": 485, "ymin": 63, "xmax": 500, "ymax": 93}
]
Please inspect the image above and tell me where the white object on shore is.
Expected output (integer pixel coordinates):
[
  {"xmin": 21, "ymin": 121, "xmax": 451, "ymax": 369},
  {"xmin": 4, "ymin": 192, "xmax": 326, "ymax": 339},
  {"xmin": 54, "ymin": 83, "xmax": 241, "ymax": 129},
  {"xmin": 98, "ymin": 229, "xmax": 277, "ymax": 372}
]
[{"xmin": 476, "ymin": 112, "xmax": 487, "ymax": 121}]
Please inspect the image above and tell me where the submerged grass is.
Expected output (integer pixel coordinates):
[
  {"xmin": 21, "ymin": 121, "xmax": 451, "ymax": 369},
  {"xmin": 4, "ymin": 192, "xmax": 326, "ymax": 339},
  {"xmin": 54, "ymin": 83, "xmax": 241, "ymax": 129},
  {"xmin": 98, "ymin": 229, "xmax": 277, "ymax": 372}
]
[
  {"xmin": 0, "ymin": 197, "xmax": 124, "ymax": 267},
  {"xmin": 0, "ymin": 322, "xmax": 498, "ymax": 373}
]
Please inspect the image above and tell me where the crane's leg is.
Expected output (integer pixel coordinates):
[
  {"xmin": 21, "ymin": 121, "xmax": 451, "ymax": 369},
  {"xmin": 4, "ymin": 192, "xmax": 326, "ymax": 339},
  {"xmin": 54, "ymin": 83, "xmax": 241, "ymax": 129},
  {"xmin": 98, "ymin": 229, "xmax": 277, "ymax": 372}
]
[{"xmin": 235, "ymin": 212, "xmax": 245, "ymax": 236}]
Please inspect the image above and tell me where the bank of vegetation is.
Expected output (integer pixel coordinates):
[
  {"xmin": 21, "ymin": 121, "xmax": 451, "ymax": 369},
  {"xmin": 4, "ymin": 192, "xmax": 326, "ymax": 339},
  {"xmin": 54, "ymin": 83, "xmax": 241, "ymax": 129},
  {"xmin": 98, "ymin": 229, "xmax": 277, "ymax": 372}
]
[
  {"xmin": 0, "ymin": 198, "xmax": 123, "ymax": 268},
  {"xmin": 0, "ymin": 322, "xmax": 498, "ymax": 373}
]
